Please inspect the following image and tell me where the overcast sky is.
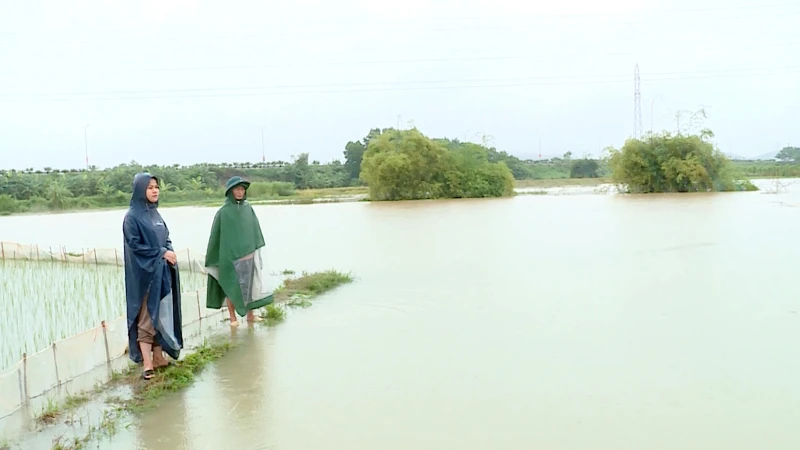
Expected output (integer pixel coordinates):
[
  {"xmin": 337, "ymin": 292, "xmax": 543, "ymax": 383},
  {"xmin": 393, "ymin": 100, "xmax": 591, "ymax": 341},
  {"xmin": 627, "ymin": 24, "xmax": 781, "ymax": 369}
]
[{"xmin": 0, "ymin": 0, "xmax": 798, "ymax": 170}]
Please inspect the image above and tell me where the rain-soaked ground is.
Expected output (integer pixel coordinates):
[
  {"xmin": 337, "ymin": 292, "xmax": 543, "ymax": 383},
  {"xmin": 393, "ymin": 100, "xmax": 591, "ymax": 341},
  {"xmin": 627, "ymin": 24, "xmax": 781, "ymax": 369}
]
[{"xmin": 3, "ymin": 179, "xmax": 800, "ymax": 449}]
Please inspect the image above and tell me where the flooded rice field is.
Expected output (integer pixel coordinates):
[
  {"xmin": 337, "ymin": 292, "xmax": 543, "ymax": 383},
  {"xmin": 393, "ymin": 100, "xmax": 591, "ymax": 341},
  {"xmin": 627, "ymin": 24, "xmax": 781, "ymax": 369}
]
[
  {"xmin": 0, "ymin": 261, "xmax": 206, "ymax": 371},
  {"xmin": 1, "ymin": 178, "xmax": 799, "ymax": 449}
]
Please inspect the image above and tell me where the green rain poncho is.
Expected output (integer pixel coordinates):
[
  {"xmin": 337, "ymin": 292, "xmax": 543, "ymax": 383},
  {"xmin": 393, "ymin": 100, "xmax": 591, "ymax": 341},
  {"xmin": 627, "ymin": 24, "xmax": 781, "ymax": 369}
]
[{"xmin": 205, "ymin": 176, "xmax": 274, "ymax": 316}]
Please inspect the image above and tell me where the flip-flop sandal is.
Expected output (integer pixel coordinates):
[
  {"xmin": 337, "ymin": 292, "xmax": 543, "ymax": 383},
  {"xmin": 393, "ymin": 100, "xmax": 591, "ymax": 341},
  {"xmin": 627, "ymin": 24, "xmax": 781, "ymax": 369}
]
[{"xmin": 142, "ymin": 369, "xmax": 155, "ymax": 380}]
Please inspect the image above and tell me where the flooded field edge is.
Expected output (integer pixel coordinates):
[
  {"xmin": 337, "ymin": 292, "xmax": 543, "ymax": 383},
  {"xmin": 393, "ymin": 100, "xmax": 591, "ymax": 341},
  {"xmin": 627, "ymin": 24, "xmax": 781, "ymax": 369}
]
[
  {"xmin": 4, "ymin": 176, "xmax": 786, "ymax": 221},
  {"xmin": 0, "ymin": 271, "xmax": 353, "ymax": 450}
]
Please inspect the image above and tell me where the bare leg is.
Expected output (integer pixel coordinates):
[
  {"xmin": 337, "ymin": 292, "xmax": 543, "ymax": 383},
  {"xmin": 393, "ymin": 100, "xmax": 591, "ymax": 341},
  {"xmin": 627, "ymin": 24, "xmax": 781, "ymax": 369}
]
[
  {"xmin": 246, "ymin": 310, "xmax": 262, "ymax": 323},
  {"xmin": 139, "ymin": 342, "xmax": 154, "ymax": 378},
  {"xmin": 247, "ymin": 311, "xmax": 264, "ymax": 323},
  {"xmin": 153, "ymin": 346, "xmax": 169, "ymax": 368},
  {"xmin": 226, "ymin": 299, "xmax": 239, "ymax": 327}
]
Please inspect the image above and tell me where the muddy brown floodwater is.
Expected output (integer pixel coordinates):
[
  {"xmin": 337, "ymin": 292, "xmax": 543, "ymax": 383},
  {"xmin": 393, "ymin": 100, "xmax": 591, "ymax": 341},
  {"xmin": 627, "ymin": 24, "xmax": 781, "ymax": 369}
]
[{"xmin": 2, "ymin": 179, "xmax": 800, "ymax": 449}]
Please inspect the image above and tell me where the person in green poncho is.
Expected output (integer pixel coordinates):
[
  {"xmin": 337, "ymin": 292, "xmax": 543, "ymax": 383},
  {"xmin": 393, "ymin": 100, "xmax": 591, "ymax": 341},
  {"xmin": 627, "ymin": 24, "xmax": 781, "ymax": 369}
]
[{"xmin": 205, "ymin": 176, "xmax": 274, "ymax": 326}]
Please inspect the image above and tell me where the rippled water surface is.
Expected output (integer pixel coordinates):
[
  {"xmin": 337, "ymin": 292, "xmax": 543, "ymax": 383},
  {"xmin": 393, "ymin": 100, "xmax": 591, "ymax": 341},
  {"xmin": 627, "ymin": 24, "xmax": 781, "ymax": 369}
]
[{"xmin": 2, "ymin": 179, "xmax": 800, "ymax": 449}]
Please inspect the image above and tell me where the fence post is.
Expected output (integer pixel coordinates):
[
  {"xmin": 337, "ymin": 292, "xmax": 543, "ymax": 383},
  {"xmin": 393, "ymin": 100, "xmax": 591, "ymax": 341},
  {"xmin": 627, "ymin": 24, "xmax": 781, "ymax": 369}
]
[
  {"xmin": 187, "ymin": 249, "xmax": 193, "ymax": 273},
  {"xmin": 114, "ymin": 248, "xmax": 119, "ymax": 266},
  {"xmin": 17, "ymin": 364, "xmax": 25, "ymax": 407},
  {"xmin": 196, "ymin": 290, "xmax": 202, "ymax": 324},
  {"xmin": 101, "ymin": 321, "xmax": 111, "ymax": 365},
  {"xmin": 94, "ymin": 248, "xmax": 98, "ymax": 265},
  {"xmin": 22, "ymin": 353, "xmax": 29, "ymax": 405},
  {"xmin": 49, "ymin": 246, "xmax": 54, "ymax": 262},
  {"xmin": 36, "ymin": 244, "xmax": 40, "ymax": 261},
  {"xmin": 52, "ymin": 343, "xmax": 61, "ymax": 387},
  {"xmin": 1, "ymin": 242, "xmax": 4, "ymax": 260}
]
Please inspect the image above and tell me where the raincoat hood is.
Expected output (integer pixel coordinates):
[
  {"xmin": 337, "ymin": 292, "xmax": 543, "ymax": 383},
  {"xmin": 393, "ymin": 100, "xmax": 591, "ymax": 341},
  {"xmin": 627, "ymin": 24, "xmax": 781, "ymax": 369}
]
[
  {"xmin": 131, "ymin": 172, "xmax": 160, "ymax": 208},
  {"xmin": 225, "ymin": 176, "xmax": 250, "ymax": 198}
]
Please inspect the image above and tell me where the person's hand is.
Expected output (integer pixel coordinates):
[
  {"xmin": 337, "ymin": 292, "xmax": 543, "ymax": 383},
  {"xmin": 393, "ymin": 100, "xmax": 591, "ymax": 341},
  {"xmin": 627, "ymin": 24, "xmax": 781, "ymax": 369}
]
[{"xmin": 163, "ymin": 250, "xmax": 178, "ymax": 265}]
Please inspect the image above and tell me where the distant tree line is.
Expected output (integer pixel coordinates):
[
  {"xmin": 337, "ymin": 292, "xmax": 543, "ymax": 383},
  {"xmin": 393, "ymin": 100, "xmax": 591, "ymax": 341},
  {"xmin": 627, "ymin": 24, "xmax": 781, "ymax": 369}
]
[{"xmin": 0, "ymin": 127, "xmax": 606, "ymax": 214}]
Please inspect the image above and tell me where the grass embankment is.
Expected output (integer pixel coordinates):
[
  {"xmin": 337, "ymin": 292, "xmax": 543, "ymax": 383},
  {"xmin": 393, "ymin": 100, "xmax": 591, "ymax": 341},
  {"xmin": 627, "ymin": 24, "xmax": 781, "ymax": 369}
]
[{"xmin": 11, "ymin": 270, "xmax": 353, "ymax": 450}]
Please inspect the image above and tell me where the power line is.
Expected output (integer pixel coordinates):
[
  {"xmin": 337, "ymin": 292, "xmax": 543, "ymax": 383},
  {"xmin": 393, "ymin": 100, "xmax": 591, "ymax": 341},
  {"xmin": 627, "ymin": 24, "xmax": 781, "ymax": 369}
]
[
  {"xmin": 2, "ymin": 6, "xmax": 799, "ymax": 46},
  {"xmin": 2, "ymin": 39, "xmax": 799, "ymax": 78},
  {"xmin": 2, "ymin": 64, "xmax": 798, "ymax": 102},
  {"xmin": 3, "ymin": 70, "xmax": 799, "ymax": 103}
]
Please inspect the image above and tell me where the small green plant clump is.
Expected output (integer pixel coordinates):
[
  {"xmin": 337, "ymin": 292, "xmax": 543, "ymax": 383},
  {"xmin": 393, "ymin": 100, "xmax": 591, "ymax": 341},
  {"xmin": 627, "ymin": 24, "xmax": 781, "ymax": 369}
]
[
  {"xmin": 130, "ymin": 341, "xmax": 230, "ymax": 408},
  {"xmin": 261, "ymin": 270, "xmax": 354, "ymax": 324},
  {"xmin": 273, "ymin": 270, "xmax": 353, "ymax": 302}
]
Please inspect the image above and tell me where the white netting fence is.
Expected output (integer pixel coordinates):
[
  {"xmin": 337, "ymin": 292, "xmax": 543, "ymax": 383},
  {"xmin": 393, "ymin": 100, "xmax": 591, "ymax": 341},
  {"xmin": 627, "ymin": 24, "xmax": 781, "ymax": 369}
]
[
  {"xmin": 0, "ymin": 242, "xmax": 225, "ymax": 420},
  {"xmin": 0, "ymin": 241, "xmax": 206, "ymax": 273}
]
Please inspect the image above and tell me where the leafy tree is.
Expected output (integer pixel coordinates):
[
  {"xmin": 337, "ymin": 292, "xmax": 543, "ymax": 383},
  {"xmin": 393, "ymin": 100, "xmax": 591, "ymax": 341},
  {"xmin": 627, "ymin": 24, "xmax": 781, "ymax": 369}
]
[
  {"xmin": 343, "ymin": 141, "xmax": 366, "ymax": 181},
  {"xmin": 288, "ymin": 153, "xmax": 311, "ymax": 189},
  {"xmin": 360, "ymin": 129, "xmax": 514, "ymax": 201},
  {"xmin": 570, "ymin": 159, "xmax": 600, "ymax": 178},
  {"xmin": 45, "ymin": 179, "xmax": 73, "ymax": 209},
  {"xmin": 608, "ymin": 130, "xmax": 755, "ymax": 193},
  {"xmin": 0, "ymin": 194, "xmax": 17, "ymax": 215},
  {"xmin": 775, "ymin": 146, "xmax": 800, "ymax": 163},
  {"xmin": 344, "ymin": 128, "xmax": 387, "ymax": 182}
]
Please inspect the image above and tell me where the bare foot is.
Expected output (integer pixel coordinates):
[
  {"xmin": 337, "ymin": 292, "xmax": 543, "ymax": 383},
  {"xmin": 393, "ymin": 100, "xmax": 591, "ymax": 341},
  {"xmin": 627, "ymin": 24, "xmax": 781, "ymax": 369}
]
[
  {"xmin": 248, "ymin": 315, "xmax": 263, "ymax": 323},
  {"xmin": 230, "ymin": 320, "xmax": 240, "ymax": 327},
  {"xmin": 153, "ymin": 358, "xmax": 170, "ymax": 369}
]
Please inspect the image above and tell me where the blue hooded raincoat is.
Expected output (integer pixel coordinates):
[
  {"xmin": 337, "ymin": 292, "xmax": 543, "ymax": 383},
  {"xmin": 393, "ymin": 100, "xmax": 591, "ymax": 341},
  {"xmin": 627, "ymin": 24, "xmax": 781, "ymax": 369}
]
[{"xmin": 123, "ymin": 172, "xmax": 183, "ymax": 363}]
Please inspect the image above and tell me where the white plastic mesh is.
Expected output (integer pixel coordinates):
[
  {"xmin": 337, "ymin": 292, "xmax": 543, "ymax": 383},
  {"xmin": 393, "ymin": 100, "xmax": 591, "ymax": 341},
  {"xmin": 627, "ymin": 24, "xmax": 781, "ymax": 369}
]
[
  {"xmin": 24, "ymin": 348, "xmax": 58, "ymax": 400},
  {"xmin": 0, "ymin": 241, "xmax": 272, "ymax": 431},
  {"xmin": 181, "ymin": 290, "xmax": 203, "ymax": 327},
  {"xmin": 105, "ymin": 317, "xmax": 129, "ymax": 360},
  {"xmin": 0, "ymin": 362, "xmax": 22, "ymax": 418},
  {"xmin": 53, "ymin": 327, "xmax": 108, "ymax": 383},
  {"xmin": 0, "ymin": 241, "xmax": 219, "ymax": 418},
  {"xmin": 0, "ymin": 241, "xmax": 207, "ymax": 270}
]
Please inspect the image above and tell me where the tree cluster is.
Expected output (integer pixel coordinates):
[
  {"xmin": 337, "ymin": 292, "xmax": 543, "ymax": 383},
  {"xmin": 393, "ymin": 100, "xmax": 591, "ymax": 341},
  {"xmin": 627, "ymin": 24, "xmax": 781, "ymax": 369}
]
[
  {"xmin": 359, "ymin": 129, "xmax": 515, "ymax": 201},
  {"xmin": 775, "ymin": 146, "xmax": 800, "ymax": 163},
  {"xmin": 607, "ymin": 130, "xmax": 756, "ymax": 193}
]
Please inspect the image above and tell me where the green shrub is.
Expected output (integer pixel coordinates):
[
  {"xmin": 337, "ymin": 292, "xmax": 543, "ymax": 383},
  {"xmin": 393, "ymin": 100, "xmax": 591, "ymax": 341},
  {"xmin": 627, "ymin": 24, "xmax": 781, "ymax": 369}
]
[
  {"xmin": 247, "ymin": 181, "xmax": 295, "ymax": 198},
  {"xmin": 360, "ymin": 129, "xmax": 515, "ymax": 201},
  {"xmin": 608, "ymin": 130, "xmax": 757, "ymax": 193}
]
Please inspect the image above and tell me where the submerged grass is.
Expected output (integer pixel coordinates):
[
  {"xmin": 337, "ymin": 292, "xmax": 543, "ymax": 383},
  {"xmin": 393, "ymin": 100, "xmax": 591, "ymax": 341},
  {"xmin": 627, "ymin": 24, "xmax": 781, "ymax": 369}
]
[
  {"xmin": 120, "ymin": 339, "xmax": 232, "ymax": 411},
  {"xmin": 260, "ymin": 270, "xmax": 353, "ymax": 325},
  {"xmin": 36, "ymin": 397, "xmax": 60, "ymax": 424},
  {"xmin": 273, "ymin": 270, "xmax": 354, "ymax": 303}
]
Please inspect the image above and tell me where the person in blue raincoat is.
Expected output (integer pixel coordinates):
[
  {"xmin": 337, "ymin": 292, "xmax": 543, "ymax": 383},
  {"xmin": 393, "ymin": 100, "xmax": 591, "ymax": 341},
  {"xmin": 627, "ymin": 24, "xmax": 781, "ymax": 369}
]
[{"xmin": 123, "ymin": 173, "xmax": 184, "ymax": 380}]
